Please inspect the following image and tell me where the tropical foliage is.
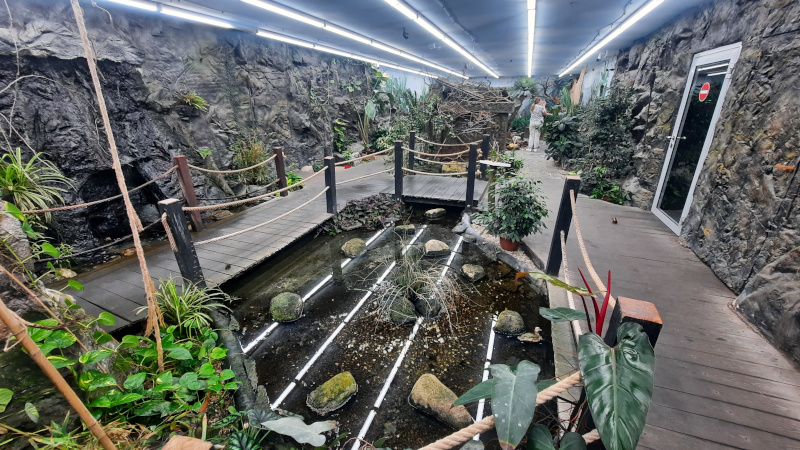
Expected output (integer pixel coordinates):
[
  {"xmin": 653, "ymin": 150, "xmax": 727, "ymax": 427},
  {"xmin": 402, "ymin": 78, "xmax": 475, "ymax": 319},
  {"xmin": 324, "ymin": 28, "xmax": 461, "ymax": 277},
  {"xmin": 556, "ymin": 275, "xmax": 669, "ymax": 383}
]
[
  {"xmin": 138, "ymin": 278, "xmax": 232, "ymax": 339},
  {"xmin": 0, "ymin": 148, "xmax": 72, "ymax": 223},
  {"xmin": 474, "ymin": 176, "xmax": 549, "ymax": 242},
  {"xmin": 231, "ymin": 135, "xmax": 274, "ymax": 185}
]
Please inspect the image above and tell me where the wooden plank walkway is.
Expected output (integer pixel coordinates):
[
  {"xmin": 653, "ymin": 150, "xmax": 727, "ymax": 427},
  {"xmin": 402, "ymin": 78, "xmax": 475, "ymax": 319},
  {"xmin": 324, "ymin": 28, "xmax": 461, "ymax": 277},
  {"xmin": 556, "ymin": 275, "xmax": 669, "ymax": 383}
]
[
  {"xmin": 383, "ymin": 174, "xmax": 488, "ymax": 207},
  {"xmin": 520, "ymin": 151, "xmax": 800, "ymax": 449}
]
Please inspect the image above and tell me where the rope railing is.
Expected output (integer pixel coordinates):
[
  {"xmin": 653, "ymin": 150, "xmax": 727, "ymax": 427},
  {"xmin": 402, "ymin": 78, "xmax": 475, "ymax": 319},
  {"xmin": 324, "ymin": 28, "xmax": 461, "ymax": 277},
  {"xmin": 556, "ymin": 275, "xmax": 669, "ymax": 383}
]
[
  {"xmin": 402, "ymin": 167, "xmax": 469, "ymax": 177},
  {"xmin": 569, "ymin": 190, "xmax": 616, "ymax": 309},
  {"xmin": 337, "ymin": 169, "xmax": 393, "ymax": 185},
  {"xmin": 404, "ymin": 147, "xmax": 473, "ymax": 158},
  {"xmin": 415, "ymin": 136, "xmax": 481, "ymax": 147},
  {"xmin": 183, "ymin": 168, "xmax": 326, "ymax": 212},
  {"xmin": 195, "ymin": 179, "xmax": 280, "ymax": 202},
  {"xmin": 21, "ymin": 166, "xmax": 178, "ymax": 215},
  {"xmin": 193, "ymin": 187, "xmax": 329, "ymax": 246},
  {"xmin": 334, "ymin": 147, "xmax": 392, "ymax": 166},
  {"xmin": 35, "ymin": 219, "xmax": 163, "ymax": 262},
  {"xmin": 187, "ymin": 153, "xmax": 277, "ymax": 174}
]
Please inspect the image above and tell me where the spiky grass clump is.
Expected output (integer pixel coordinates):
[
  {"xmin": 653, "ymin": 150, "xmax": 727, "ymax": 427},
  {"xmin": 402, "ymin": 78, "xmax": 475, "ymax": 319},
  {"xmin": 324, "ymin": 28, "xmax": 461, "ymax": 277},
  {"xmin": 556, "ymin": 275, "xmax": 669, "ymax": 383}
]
[
  {"xmin": 0, "ymin": 148, "xmax": 73, "ymax": 223},
  {"xmin": 137, "ymin": 278, "xmax": 232, "ymax": 338}
]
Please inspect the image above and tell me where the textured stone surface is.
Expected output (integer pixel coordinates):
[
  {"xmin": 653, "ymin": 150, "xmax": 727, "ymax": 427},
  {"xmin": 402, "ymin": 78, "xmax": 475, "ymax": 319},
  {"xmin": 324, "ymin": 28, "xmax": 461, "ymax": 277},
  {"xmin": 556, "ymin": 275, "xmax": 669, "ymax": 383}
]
[
  {"xmin": 734, "ymin": 247, "xmax": 800, "ymax": 364},
  {"xmin": 442, "ymin": 163, "xmax": 466, "ymax": 174},
  {"xmin": 409, "ymin": 373, "xmax": 472, "ymax": 429},
  {"xmin": 341, "ymin": 238, "xmax": 367, "ymax": 258},
  {"xmin": 389, "ymin": 298, "xmax": 416, "ymax": 325},
  {"xmin": 495, "ymin": 310, "xmax": 525, "ymax": 335},
  {"xmin": 424, "ymin": 208, "xmax": 447, "ymax": 219},
  {"xmin": 210, "ymin": 210, "xmax": 233, "ymax": 221},
  {"xmin": 395, "ymin": 224, "xmax": 416, "ymax": 235},
  {"xmin": 413, "ymin": 297, "xmax": 442, "ymax": 318},
  {"xmin": 424, "ymin": 239, "xmax": 450, "ymax": 257},
  {"xmin": 0, "ymin": 0, "xmax": 372, "ymax": 264},
  {"xmin": 611, "ymin": 0, "xmax": 800, "ymax": 294},
  {"xmin": 306, "ymin": 371, "xmax": 358, "ymax": 415},
  {"xmin": 461, "ymin": 264, "xmax": 485, "ymax": 282},
  {"xmin": 270, "ymin": 292, "xmax": 303, "ymax": 322}
]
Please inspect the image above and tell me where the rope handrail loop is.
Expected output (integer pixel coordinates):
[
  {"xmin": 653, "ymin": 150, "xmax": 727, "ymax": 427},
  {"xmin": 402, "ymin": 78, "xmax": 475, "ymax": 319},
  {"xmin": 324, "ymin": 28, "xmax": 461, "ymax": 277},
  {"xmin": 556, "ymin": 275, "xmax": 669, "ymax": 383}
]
[
  {"xmin": 415, "ymin": 136, "xmax": 481, "ymax": 147},
  {"xmin": 337, "ymin": 169, "xmax": 393, "ymax": 185},
  {"xmin": 195, "ymin": 187, "xmax": 329, "ymax": 246},
  {"xmin": 414, "ymin": 156, "xmax": 456, "ymax": 165},
  {"xmin": 187, "ymin": 153, "xmax": 277, "ymax": 174},
  {"xmin": 195, "ymin": 179, "xmax": 279, "ymax": 202},
  {"xmin": 183, "ymin": 168, "xmax": 326, "ymax": 212},
  {"xmin": 35, "ymin": 219, "xmax": 163, "ymax": 262},
  {"xmin": 569, "ymin": 189, "xmax": 616, "ymax": 310},
  {"xmin": 21, "ymin": 166, "xmax": 178, "ymax": 215},
  {"xmin": 334, "ymin": 147, "xmax": 392, "ymax": 166},
  {"xmin": 402, "ymin": 168, "xmax": 468, "ymax": 177},
  {"xmin": 404, "ymin": 147, "xmax": 474, "ymax": 158}
]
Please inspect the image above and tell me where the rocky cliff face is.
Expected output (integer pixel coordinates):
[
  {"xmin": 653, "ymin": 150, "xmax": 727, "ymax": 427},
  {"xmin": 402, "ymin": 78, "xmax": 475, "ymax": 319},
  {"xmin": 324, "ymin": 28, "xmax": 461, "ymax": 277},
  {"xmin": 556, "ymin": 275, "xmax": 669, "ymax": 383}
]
[
  {"xmin": 0, "ymin": 0, "xmax": 371, "ymax": 261},
  {"xmin": 612, "ymin": 0, "xmax": 800, "ymax": 292}
]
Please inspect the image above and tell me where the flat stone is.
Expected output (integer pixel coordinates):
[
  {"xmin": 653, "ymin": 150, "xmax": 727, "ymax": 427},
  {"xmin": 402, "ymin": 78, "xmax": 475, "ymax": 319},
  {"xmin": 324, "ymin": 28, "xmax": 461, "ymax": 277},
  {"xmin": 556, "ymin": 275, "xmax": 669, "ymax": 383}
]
[
  {"xmin": 424, "ymin": 239, "xmax": 450, "ymax": 257},
  {"xmin": 409, "ymin": 374, "xmax": 472, "ymax": 429},
  {"xmin": 389, "ymin": 298, "xmax": 417, "ymax": 325},
  {"xmin": 414, "ymin": 297, "xmax": 442, "ymax": 318},
  {"xmin": 461, "ymin": 264, "xmax": 485, "ymax": 282},
  {"xmin": 270, "ymin": 292, "xmax": 303, "ymax": 322},
  {"xmin": 495, "ymin": 310, "xmax": 525, "ymax": 336},
  {"xmin": 211, "ymin": 210, "xmax": 233, "ymax": 220},
  {"xmin": 425, "ymin": 208, "xmax": 446, "ymax": 219},
  {"xmin": 342, "ymin": 238, "xmax": 367, "ymax": 258},
  {"xmin": 306, "ymin": 371, "xmax": 358, "ymax": 415},
  {"xmin": 396, "ymin": 224, "xmax": 416, "ymax": 235}
]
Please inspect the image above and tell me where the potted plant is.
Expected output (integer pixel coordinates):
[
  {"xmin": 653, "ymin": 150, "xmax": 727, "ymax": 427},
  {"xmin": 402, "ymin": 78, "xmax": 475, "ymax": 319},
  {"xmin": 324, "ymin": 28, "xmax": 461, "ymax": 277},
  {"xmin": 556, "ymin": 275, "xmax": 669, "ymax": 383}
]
[{"xmin": 475, "ymin": 176, "xmax": 549, "ymax": 251}]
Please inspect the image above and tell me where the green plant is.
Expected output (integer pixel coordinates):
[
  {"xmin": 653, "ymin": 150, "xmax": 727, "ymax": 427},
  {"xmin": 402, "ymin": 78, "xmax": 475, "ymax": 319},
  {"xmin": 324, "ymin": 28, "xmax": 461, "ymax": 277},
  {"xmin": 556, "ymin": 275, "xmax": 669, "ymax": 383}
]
[
  {"xmin": 355, "ymin": 100, "xmax": 378, "ymax": 151},
  {"xmin": 231, "ymin": 135, "xmax": 273, "ymax": 185},
  {"xmin": 286, "ymin": 171, "xmax": 303, "ymax": 191},
  {"xmin": 0, "ymin": 148, "xmax": 73, "ymax": 223},
  {"xmin": 582, "ymin": 85, "xmax": 635, "ymax": 179},
  {"xmin": 177, "ymin": 91, "xmax": 209, "ymax": 111},
  {"xmin": 340, "ymin": 80, "xmax": 362, "ymax": 93},
  {"xmin": 333, "ymin": 119, "xmax": 354, "ymax": 155},
  {"xmin": 587, "ymin": 167, "xmax": 630, "ymax": 205},
  {"xmin": 321, "ymin": 194, "xmax": 404, "ymax": 235},
  {"xmin": 196, "ymin": 147, "xmax": 213, "ymax": 159},
  {"xmin": 474, "ymin": 176, "xmax": 549, "ymax": 243},
  {"xmin": 138, "ymin": 278, "xmax": 231, "ymax": 339},
  {"xmin": 543, "ymin": 114, "xmax": 584, "ymax": 162},
  {"xmin": 311, "ymin": 162, "xmax": 324, "ymax": 172},
  {"xmin": 510, "ymin": 114, "xmax": 530, "ymax": 132}
]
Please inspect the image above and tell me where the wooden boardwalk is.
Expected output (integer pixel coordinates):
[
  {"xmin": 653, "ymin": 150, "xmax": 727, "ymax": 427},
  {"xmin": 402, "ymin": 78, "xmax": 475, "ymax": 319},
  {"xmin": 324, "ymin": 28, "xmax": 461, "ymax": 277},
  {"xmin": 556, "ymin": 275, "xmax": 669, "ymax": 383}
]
[
  {"xmin": 383, "ymin": 174, "xmax": 488, "ymax": 207},
  {"xmin": 521, "ymin": 151, "xmax": 800, "ymax": 449}
]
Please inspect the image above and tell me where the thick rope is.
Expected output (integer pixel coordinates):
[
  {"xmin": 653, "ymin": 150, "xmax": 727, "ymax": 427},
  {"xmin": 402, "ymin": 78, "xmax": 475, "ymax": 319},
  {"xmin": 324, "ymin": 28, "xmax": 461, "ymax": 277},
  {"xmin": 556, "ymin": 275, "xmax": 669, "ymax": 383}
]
[
  {"xmin": 569, "ymin": 190, "xmax": 616, "ymax": 310},
  {"xmin": 183, "ymin": 168, "xmax": 326, "ymax": 212},
  {"xmin": 195, "ymin": 187, "xmax": 329, "ymax": 246},
  {"xmin": 187, "ymin": 153, "xmax": 276, "ymax": 174},
  {"xmin": 70, "ymin": 0, "xmax": 164, "ymax": 376},
  {"xmin": 195, "ymin": 179, "xmax": 279, "ymax": 201},
  {"xmin": 334, "ymin": 147, "xmax": 392, "ymax": 166},
  {"xmin": 414, "ymin": 156, "xmax": 452, "ymax": 165},
  {"xmin": 419, "ymin": 372, "xmax": 583, "ymax": 450},
  {"xmin": 416, "ymin": 136, "xmax": 480, "ymax": 147},
  {"xmin": 402, "ymin": 168, "xmax": 468, "ymax": 176},
  {"xmin": 404, "ymin": 147, "xmax": 472, "ymax": 158},
  {"xmin": 22, "ymin": 166, "xmax": 177, "ymax": 214},
  {"xmin": 337, "ymin": 169, "xmax": 393, "ymax": 185},
  {"xmin": 160, "ymin": 213, "xmax": 178, "ymax": 252},
  {"xmin": 36, "ymin": 219, "xmax": 162, "ymax": 262}
]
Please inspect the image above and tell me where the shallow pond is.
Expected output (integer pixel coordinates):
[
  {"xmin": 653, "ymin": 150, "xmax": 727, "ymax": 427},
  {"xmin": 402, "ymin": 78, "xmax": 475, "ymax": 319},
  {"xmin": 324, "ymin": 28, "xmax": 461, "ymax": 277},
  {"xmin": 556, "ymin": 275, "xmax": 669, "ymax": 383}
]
[{"xmin": 228, "ymin": 211, "xmax": 554, "ymax": 448}]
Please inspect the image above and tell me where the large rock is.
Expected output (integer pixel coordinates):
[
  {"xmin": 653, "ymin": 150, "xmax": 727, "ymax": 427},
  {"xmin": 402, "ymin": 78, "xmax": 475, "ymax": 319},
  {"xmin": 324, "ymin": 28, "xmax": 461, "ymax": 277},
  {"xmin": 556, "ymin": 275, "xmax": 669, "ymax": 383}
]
[
  {"xmin": 461, "ymin": 264, "xmax": 485, "ymax": 282},
  {"xmin": 389, "ymin": 298, "xmax": 417, "ymax": 325},
  {"xmin": 211, "ymin": 210, "xmax": 233, "ymax": 221},
  {"xmin": 424, "ymin": 208, "xmax": 446, "ymax": 219},
  {"xmin": 341, "ymin": 238, "xmax": 367, "ymax": 258},
  {"xmin": 495, "ymin": 310, "xmax": 526, "ymax": 335},
  {"xmin": 306, "ymin": 371, "xmax": 358, "ymax": 415},
  {"xmin": 409, "ymin": 374, "xmax": 472, "ymax": 429},
  {"xmin": 270, "ymin": 292, "xmax": 303, "ymax": 322},
  {"xmin": 395, "ymin": 224, "xmax": 416, "ymax": 235},
  {"xmin": 424, "ymin": 239, "xmax": 450, "ymax": 257},
  {"xmin": 414, "ymin": 297, "xmax": 442, "ymax": 318}
]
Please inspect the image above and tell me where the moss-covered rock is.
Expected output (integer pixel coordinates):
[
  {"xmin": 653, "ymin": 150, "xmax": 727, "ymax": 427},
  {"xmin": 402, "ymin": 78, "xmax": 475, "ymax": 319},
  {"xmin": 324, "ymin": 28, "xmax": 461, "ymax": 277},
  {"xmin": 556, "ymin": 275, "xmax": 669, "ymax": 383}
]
[
  {"xmin": 396, "ymin": 224, "xmax": 416, "ymax": 235},
  {"xmin": 461, "ymin": 264, "xmax": 485, "ymax": 282},
  {"xmin": 389, "ymin": 298, "xmax": 417, "ymax": 325},
  {"xmin": 495, "ymin": 309, "xmax": 525, "ymax": 335},
  {"xmin": 306, "ymin": 371, "xmax": 358, "ymax": 415},
  {"xmin": 270, "ymin": 292, "xmax": 303, "ymax": 322},
  {"xmin": 342, "ymin": 238, "xmax": 367, "ymax": 258},
  {"xmin": 409, "ymin": 373, "xmax": 472, "ymax": 428},
  {"xmin": 414, "ymin": 297, "xmax": 442, "ymax": 318}
]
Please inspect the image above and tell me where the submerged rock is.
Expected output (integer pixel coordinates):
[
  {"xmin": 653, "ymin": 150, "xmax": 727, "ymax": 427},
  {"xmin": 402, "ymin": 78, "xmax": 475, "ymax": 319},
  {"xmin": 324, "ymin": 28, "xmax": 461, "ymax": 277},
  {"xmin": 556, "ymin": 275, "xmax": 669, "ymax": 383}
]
[
  {"xmin": 414, "ymin": 297, "xmax": 442, "ymax": 318},
  {"xmin": 389, "ymin": 298, "xmax": 417, "ymax": 325},
  {"xmin": 461, "ymin": 264, "xmax": 485, "ymax": 282},
  {"xmin": 342, "ymin": 238, "xmax": 367, "ymax": 258},
  {"xmin": 396, "ymin": 224, "xmax": 416, "ymax": 235},
  {"xmin": 306, "ymin": 371, "xmax": 358, "ymax": 415},
  {"xmin": 424, "ymin": 239, "xmax": 450, "ymax": 257},
  {"xmin": 409, "ymin": 374, "xmax": 472, "ymax": 429},
  {"xmin": 425, "ymin": 208, "xmax": 446, "ymax": 219},
  {"xmin": 270, "ymin": 292, "xmax": 303, "ymax": 322},
  {"xmin": 495, "ymin": 310, "xmax": 525, "ymax": 335}
]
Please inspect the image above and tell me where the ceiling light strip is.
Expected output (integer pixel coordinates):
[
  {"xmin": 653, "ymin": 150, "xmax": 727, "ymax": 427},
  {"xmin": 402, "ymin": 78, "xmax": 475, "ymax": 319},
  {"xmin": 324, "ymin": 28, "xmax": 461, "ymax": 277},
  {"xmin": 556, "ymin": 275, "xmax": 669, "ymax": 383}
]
[
  {"xmin": 527, "ymin": 0, "xmax": 536, "ymax": 77},
  {"xmin": 161, "ymin": 5, "xmax": 234, "ymax": 28},
  {"xmin": 382, "ymin": 0, "xmax": 498, "ymax": 78},
  {"xmin": 558, "ymin": 0, "xmax": 665, "ymax": 77},
  {"xmin": 107, "ymin": 0, "xmax": 158, "ymax": 11}
]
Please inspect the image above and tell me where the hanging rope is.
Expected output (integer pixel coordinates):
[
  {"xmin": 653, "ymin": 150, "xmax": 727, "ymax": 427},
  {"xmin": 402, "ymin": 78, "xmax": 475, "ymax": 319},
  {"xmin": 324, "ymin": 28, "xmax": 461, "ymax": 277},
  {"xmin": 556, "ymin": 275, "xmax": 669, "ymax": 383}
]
[
  {"xmin": 195, "ymin": 179, "xmax": 279, "ymax": 201},
  {"xmin": 187, "ymin": 153, "xmax": 277, "ymax": 174},
  {"xmin": 21, "ymin": 166, "xmax": 177, "ymax": 215},
  {"xmin": 337, "ymin": 169, "xmax": 393, "ymax": 185},
  {"xmin": 569, "ymin": 190, "xmax": 616, "ymax": 309},
  {"xmin": 334, "ymin": 147, "xmax": 393, "ymax": 166},
  {"xmin": 70, "ymin": 0, "xmax": 164, "ymax": 376},
  {"xmin": 194, "ymin": 187, "xmax": 328, "ymax": 246},
  {"xmin": 404, "ymin": 147, "xmax": 472, "ymax": 158},
  {"xmin": 415, "ymin": 136, "xmax": 481, "ymax": 147},
  {"xmin": 402, "ymin": 168, "xmax": 468, "ymax": 176},
  {"xmin": 160, "ymin": 213, "xmax": 178, "ymax": 252}
]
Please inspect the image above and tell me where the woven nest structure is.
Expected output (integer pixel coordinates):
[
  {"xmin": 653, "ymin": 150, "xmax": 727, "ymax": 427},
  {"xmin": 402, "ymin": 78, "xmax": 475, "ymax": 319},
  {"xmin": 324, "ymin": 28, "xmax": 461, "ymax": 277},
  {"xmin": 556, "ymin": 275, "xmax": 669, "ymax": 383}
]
[{"xmin": 430, "ymin": 79, "xmax": 515, "ymax": 148}]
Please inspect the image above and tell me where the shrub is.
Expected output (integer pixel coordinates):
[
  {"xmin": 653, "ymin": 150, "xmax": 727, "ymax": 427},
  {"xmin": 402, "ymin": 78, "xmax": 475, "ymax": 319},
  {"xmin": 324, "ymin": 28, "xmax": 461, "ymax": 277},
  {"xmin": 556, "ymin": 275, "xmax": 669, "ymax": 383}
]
[
  {"xmin": 0, "ymin": 148, "xmax": 72, "ymax": 223},
  {"xmin": 543, "ymin": 114, "xmax": 584, "ymax": 163},
  {"xmin": 510, "ymin": 115, "xmax": 530, "ymax": 132},
  {"xmin": 474, "ymin": 176, "xmax": 549, "ymax": 242},
  {"xmin": 231, "ymin": 135, "xmax": 273, "ymax": 185},
  {"xmin": 321, "ymin": 194, "xmax": 405, "ymax": 235},
  {"xmin": 139, "ymin": 278, "xmax": 232, "ymax": 338},
  {"xmin": 586, "ymin": 166, "xmax": 631, "ymax": 205},
  {"xmin": 176, "ymin": 90, "xmax": 208, "ymax": 111}
]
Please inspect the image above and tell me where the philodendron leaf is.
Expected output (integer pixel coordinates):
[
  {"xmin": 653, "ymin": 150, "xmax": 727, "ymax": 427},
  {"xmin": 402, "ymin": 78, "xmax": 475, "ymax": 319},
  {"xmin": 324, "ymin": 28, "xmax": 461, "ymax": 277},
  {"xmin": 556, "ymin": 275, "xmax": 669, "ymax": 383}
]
[
  {"xmin": 489, "ymin": 361, "xmax": 541, "ymax": 450},
  {"xmin": 526, "ymin": 424, "xmax": 555, "ymax": 450},
  {"xmin": 454, "ymin": 379, "xmax": 493, "ymax": 406},
  {"xmin": 527, "ymin": 271, "xmax": 592, "ymax": 296},
  {"xmin": 0, "ymin": 388, "xmax": 12, "ymax": 413},
  {"xmin": 261, "ymin": 417, "xmax": 337, "ymax": 447},
  {"xmin": 539, "ymin": 307, "xmax": 587, "ymax": 323},
  {"xmin": 578, "ymin": 322, "xmax": 655, "ymax": 450},
  {"xmin": 24, "ymin": 402, "xmax": 39, "ymax": 423},
  {"xmin": 560, "ymin": 432, "xmax": 589, "ymax": 450}
]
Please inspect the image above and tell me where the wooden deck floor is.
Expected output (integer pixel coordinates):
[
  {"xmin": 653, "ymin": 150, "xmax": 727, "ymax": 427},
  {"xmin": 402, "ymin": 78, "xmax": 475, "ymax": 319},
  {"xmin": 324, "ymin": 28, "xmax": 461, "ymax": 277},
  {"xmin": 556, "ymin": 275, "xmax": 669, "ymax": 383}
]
[
  {"xmin": 520, "ymin": 151, "xmax": 800, "ymax": 449},
  {"xmin": 383, "ymin": 173, "xmax": 488, "ymax": 207}
]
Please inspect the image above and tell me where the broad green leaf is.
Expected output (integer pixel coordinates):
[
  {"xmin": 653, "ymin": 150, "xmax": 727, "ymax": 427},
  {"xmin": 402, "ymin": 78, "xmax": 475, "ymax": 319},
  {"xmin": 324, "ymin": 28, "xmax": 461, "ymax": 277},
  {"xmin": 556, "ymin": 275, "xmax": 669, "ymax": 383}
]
[
  {"xmin": 454, "ymin": 379, "xmax": 493, "ymax": 405},
  {"xmin": 489, "ymin": 361, "xmax": 541, "ymax": 450},
  {"xmin": 210, "ymin": 347, "xmax": 227, "ymax": 360},
  {"xmin": 110, "ymin": 392, "xmax": 143, "ymax": 407},
  {"xmin": 88, "ymin": 395, "xmax": 113, "ymax": 408},
  {"xmin": 28, "ymin": 319, "xmax": 58, "ymax": 342},
  {"xmin": 48, "ymin": 356, "xmax": 78, "ymax": 369},
  {"xmin": 134, "ymin": 400, "xmax": 179, "ymax": 417},
  {"xmin": 0, "ymin": 388, "xmax": 12, "ymax": 413},
  {"xmin": 93, "ymin": 331, "xmax": 113, "ymax": 345},
  {"xmin": 261, "ymin": 417, "xmax": 337, "ymax": 447},
  {"xmin": 526, "ymin": 424, "xmax": 555, "ymax": 450},
  {"xmin": 79, "ymin": 370, "xmax": 117, "ymax": 392},
  {"xmin": 155, "ymin": 371, "xmax": 173, "ymax": 385},
  {"xmin": 539, "ymin": 307, "xmax": 587, "ymax": 323},
  {"xmin": 96, "ymin": 312, "xmax": 115, "ymax": 326},
  {"xmin": 226, "ymin": 431, "xmax": 260, "ymax": 450},
  {"xmin": 67, "ymin": 280, "xmax": 84, "ymax": 291},
  {"xmin": 79, "ymin": 349, "xmax": 113, "ymax": 366},
  {"xmin": 197, "ymin": 362, "xmax": 215, "ymax": 378},
  {"xmin": 527, "ymin": 272, "xmax": 592, "ymax": 296},
  {"xmin": 4, "ymin": 202, "xmax": 24, "ymax": 220},
  {"xmin": 578, "ymin": 323, "xmax": 655, "ymax": 450},
  {"xmin": 179, "ymin": 373, "xmax": 206, "ymax": 390},
  {"xmin": 248, "ymin": 409, "xmax": 280, "ymax": 429},
  {"xmin": 45, "ymin": 330, "xmax": 76, "ymax": 349},
  {"xmin": 560, "ymin": 432, "xmax": 588, "ymax": 450},
  {"xmin": 220, "ymin": 369, "xmax": 236, "ymax": 381},
  {"xmin": 167, "ymin": 347, "xmax": 192, "ymax": 360},
  {"xmin": 223, "ymin": 381, "xmax": 241, "ymax": 390},
  {"xmin": 22, "ymin": 222, "xmax": 40, "ymax": 239},
  {"xmin": 41, "ymin": 242, "xmax": 59, "ymax": 257},
  {"xmin": 24, "ymin": 403, "xmax": 39, "ymax": 423},
  {"xmin": 119, "ymin": 335, "xmax": 141, "ymax": 348},
  {"xmin": 124, "ymin": 372, "xmax": 146, "ymax": 390}
]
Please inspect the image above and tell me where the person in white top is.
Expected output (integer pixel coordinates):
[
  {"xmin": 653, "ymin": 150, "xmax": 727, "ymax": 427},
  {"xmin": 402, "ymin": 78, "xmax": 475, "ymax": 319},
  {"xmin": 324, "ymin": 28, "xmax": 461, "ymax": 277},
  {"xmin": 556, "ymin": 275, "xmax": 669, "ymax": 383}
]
[{"xmin": 527, "ymin": 97, "xmax": 551, "ymax": 152}]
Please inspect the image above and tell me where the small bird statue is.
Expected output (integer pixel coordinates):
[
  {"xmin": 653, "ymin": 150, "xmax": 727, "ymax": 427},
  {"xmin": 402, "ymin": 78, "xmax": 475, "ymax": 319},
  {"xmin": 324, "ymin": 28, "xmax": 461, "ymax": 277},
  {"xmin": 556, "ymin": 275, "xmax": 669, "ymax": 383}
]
[{"xmin": 518, "ymin": 326, "xmax": 543, "ymax": 343}]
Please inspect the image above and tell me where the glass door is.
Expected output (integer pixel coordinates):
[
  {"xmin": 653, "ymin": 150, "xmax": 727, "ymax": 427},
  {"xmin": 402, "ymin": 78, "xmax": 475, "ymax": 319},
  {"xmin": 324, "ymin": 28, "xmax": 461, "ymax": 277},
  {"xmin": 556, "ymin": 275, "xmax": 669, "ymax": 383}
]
[{"xmin": 652, "ymin": 43, "xmax": 742, "ymax": 234}]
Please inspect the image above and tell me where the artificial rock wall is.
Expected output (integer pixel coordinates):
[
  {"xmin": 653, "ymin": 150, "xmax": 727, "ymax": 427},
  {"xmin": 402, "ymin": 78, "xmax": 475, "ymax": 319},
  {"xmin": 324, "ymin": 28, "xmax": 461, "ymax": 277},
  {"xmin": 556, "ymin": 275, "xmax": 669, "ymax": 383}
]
[
  {"xmin": 0, "ymin": 0, "xmax": 371, "ymax": 259},
  {"xmin": 611, "ymin": 0, "xmax": 800, "ymax": 362}
]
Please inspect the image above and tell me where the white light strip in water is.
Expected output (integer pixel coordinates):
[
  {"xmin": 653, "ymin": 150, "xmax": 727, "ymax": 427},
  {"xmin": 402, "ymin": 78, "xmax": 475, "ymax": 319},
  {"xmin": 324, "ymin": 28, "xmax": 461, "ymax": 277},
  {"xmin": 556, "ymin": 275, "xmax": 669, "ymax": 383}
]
[
  {"xmin": 301, "ymin": 274, "xmax": 333, "ymax": 302},
  {"xmin": 270, "ymin": 381, "xmax": 296, "ymax": 409},
  {"xmin": 295, "ymin": 322, "xmax": 346, "ymax": 380},
  {"xmin": 473, "ymin": 315, "xmax": 498, "ymax": 438},
  {"xmin": 439, "ymin": 236, "xmax": 464, "ymax": 279}
]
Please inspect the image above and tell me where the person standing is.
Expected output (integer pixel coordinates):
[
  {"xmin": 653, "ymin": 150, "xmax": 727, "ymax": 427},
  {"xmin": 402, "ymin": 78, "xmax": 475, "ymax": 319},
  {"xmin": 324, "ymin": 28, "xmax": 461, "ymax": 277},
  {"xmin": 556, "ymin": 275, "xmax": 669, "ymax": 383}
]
[{"xmin": 527, "ymin": 97, "xmax": 551, "ymax": 152}]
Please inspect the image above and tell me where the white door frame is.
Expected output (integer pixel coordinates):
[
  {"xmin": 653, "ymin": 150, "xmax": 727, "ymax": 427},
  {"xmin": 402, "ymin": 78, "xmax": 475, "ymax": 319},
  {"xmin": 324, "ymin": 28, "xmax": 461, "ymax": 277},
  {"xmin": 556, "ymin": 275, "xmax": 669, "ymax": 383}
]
[{"xmin": 651, "ymin": 42, "xmax": 742, "ymax": 234}]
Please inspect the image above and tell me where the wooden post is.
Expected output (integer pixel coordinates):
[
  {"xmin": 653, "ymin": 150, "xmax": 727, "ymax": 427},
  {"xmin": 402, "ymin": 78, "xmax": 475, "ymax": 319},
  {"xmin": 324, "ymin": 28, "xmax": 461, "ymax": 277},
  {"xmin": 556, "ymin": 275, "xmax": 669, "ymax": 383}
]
[
  {"xmin": 393, "ymin": 140, "xmax": 403, "ymax": 200},
  {"xmin": 273, "ymin": 147, "xmax": 288, "ymax": 197},
  {"xmin": 172, "ymin": 155, "xmax": 204, "ymax": 232},
  {"xmin": 545, "ymin": 176, "xmax": 581, "ymax": 275},
  {"xmin": 487, "ymin": 167, "xmax": 496, "ymax": 213},
  {"xmin": 408, "ymin": 131, "xmax": 416, "ymax": 172},
  {"xmin": 465, "ymin": 143, "xmax": 479, "ymax": 211},
  {"xmin": 158, "ymin": 198, "xmax": 205, "ymax": 286},
  {"xmin": 481, "ymin": 133, "xmax": 490, "ymax": 162},
  {"xmin": 324, "ymin": 156, "xmax": 337, "ymax": 215}
]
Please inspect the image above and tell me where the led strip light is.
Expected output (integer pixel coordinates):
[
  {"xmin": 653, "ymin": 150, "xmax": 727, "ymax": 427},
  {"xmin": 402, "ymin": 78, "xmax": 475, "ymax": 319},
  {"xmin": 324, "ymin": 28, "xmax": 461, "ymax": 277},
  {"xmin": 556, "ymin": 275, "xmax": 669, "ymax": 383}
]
[
  {"xmin": 558, "ymin": 0, "xmax": 665, "ymax": 78},
  {"xmin": 473, "ymin": 314, "xmax": 498, "ymax": 440},
  {"xmin": 100, "ymin": 0, "xmax": 445, "ymax": 78},
  {"xmin": 526, "ymin": 0, "xmax": 536, "ymax": 77},
  {"xmin": 382, "ymin": 0, "xmax": 499, "ymax": 78}
]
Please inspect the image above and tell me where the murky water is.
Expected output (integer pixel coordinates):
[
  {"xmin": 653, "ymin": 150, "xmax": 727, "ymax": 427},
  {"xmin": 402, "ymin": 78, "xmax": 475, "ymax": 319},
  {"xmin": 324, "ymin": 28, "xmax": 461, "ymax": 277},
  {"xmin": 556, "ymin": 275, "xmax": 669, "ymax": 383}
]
[{"xmin": 228, "ymin": 211, "xmax": 554, "ymax": 448}]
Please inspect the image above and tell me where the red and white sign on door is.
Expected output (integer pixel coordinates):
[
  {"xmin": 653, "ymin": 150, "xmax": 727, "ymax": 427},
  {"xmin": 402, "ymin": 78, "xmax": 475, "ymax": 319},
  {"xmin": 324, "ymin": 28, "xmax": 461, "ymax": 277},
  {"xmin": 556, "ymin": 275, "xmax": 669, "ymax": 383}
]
[{"xmin": 699, "ymin": 82, "xmax": 710, "ymax": 101}]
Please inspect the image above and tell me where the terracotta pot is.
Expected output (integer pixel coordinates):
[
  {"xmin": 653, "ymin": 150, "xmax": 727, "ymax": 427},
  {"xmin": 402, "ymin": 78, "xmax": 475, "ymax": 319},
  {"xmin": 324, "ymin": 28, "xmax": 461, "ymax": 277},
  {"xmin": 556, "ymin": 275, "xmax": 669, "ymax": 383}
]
[{"xmin": 499, "ymin": 237, "xmax": 519, "ymax": 251}]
